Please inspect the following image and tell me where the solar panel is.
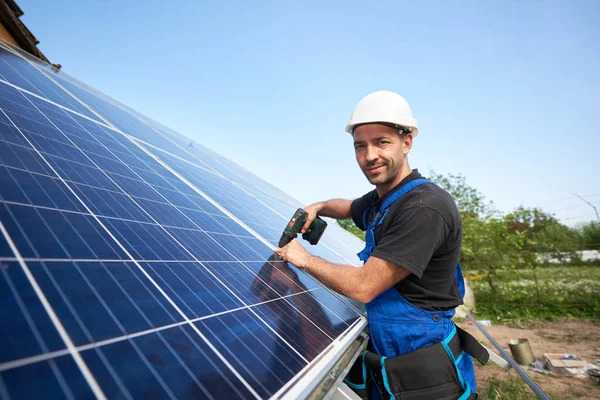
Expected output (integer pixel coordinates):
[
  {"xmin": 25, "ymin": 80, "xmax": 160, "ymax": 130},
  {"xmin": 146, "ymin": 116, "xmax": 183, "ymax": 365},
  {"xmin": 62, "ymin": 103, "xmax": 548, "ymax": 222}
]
[{"xmin": 0, "ymin": 41, "xmax": 367, "ymax": 399}]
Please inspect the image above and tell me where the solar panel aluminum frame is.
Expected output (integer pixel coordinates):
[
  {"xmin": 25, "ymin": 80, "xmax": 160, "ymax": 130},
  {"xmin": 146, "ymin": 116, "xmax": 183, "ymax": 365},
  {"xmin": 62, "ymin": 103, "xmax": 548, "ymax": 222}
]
[{"xmin": 0, "ymin": 38, "xmax": 369, "ymax": 399}]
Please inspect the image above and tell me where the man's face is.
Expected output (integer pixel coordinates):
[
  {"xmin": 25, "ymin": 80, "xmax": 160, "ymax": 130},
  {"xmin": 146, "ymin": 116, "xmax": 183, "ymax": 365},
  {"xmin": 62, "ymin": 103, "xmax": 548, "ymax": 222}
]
[{"xmin": 353, "ymin": 124, "xmax": 411, "ymax": 187}]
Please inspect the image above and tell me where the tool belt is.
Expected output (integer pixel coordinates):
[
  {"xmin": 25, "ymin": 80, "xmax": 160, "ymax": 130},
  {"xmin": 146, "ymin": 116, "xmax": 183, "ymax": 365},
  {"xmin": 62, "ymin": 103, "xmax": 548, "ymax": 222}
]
[{"xmin": 344, "ymin": 325, "xmax": 488, "ymax": 400}]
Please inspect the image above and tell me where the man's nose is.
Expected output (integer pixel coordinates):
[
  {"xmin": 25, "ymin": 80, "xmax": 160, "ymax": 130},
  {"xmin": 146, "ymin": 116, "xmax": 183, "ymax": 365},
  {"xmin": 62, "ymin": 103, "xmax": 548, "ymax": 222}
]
[{"xmin": 364, "ymin": 145, "xmax": 378, "ymax": 163}]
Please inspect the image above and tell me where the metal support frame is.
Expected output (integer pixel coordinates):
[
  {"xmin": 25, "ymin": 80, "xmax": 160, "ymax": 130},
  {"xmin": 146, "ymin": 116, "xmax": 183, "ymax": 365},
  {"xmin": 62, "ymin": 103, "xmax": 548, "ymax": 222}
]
[{"xmin": 465, "ymin": 311, "xmax": 551, "ymax": 400}]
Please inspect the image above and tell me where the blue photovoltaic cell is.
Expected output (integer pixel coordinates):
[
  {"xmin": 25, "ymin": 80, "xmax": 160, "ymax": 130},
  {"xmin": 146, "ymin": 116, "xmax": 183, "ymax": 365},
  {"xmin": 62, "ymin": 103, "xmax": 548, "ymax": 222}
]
[
  {"xmin": 195, "ymin": 307, "xmax": 308, "ymax": 398},
  {"xmin": 0, "ymin": 46, "xmax": 366, "ymax": 399},
  {"xmin": 2, "ymin": 354, "xmax": 96, "ymax": 399},
  {"xmin": 0, "ymin": 261, "xmax": 65, "ymax": 362},
  {"xmin": 0, "ymin": 47, "xmax": 99, "ymax": 121}
]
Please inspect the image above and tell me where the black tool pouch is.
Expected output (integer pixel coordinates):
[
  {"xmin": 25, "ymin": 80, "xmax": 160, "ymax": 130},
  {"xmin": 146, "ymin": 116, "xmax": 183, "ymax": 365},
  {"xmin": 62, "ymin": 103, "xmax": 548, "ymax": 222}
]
[
  {"xmin": 364, "ymin": 344, "xmax": 463, "ymax": 400},
  {"xmin": 363, "ymin": 326, "xmax": 487, "ymax": 400},
  {"xmin": 343, "ymin": 353, "xmax": 371, "ymax": 400}
]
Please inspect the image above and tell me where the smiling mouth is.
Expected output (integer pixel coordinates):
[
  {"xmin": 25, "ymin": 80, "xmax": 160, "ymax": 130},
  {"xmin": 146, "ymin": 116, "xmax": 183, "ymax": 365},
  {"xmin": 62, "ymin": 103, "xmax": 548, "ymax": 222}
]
[{"xmin": 365, "ymin": 165, "xmax": 385, "ymax": 173}]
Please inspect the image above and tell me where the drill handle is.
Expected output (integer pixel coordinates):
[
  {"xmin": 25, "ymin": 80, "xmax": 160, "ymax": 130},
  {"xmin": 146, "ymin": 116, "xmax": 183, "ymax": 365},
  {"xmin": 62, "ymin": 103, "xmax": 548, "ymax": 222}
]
[{"xmin": 302, "ymin": 216, "xmax": 327, "ymax": 245}]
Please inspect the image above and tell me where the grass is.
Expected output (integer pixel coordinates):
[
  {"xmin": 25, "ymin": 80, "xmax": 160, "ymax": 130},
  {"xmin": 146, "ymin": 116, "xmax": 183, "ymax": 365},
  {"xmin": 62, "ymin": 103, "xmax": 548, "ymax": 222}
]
[
  {"xmin": 467, "ymin": 265, "xmax": 600, "ymax": 323},
  {"xmin": 463, "ymin": 265, "xmax": 599, "ymax": 399},
  {"xmin": 479, "ymin": 374, "xmax": 537, "ymax": 400}
]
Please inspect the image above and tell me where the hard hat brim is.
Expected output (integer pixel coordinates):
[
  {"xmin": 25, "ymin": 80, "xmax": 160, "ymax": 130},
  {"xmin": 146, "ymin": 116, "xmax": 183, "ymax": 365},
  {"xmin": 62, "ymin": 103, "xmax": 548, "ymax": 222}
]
[{"xmin": 345, "ymin": 120, "xmax": 419, "ymax": 137}]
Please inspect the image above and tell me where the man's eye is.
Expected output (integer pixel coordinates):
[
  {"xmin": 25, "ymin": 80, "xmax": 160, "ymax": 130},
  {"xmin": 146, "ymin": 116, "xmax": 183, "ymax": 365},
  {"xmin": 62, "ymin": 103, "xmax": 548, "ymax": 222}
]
[
  {"xmin": 379, "ymin": 141, "xmax": 389, "ymax": 145},
  {"xmin": 354, "ymin": 144, "xmax": 364, "ymax": 150}
]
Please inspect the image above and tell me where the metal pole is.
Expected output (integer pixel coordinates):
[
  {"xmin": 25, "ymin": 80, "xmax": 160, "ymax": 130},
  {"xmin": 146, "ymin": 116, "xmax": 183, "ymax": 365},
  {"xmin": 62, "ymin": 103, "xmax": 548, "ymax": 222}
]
[
  {"xmin": 465, "ymin": 311, "xmax": 551, "ymax": 400},
  {"xmin": 574, "ymin": 193, "xmax": 600, "ymax": 222}
]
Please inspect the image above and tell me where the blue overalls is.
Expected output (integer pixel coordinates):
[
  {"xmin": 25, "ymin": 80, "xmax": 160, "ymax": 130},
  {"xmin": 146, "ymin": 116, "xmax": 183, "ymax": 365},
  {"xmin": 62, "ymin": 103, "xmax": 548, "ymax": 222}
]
[{"xmin": 353, "ymin": 179, "xmax": 477, "ymax": 399}]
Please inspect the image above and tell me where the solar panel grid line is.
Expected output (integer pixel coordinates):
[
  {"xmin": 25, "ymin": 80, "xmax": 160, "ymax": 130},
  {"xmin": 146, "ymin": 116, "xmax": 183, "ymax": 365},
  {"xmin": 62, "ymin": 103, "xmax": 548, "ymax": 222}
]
[
  {"xmin": 142, "ymin": 127, "xmax": 233, "ymax": 181},
  {"xmin": 127, "ymin": 135, "xmax": 227, "ymax": 179},
  {"xmin": 16, "ymin": 54, "xmax": 232, "ymax": 186},
  {"xmin": 0, "ymin": 347, "xmax": 70, "ymax": 373},
  {"xmin": 1, "ymin": 256, "xmax": 76, "ymax": 397},
  {"xmin": 0, "ymin": 40, "xmax": 153, "ymax": 133},
  {"xmin": 0, "ymin": 40, "xmax": 88, "ymax": 90},
  {"xmin": 0, "ymin": 374, "xmax": 7, "ymax": 399},
  {"xmin": 0, "ymin": 197, "xmax": 186, "ymax": 236},
  {"xmin": 0, "ymin": 258, "xmax": 272, "ymax": 264},
  {"xmin": 0, "ymin": 286, "xmax": 319, "ymax": 376},
  {"xmin": 23, "ymin": 66, "xmax": 229, "ymax": 183},
  {"xmin": 18, "ymin": 94, "xmax": 341, "ymax": 365},
  {"xmin": 0, "ymin": 166, "xmax": 255, "ymax": 232},
  {"xmin": 0, "ymin": 50, "xmax": 95, "ymax": 123},
  {"xmin": 3, "ymin": 173, "xmax": 128, "ymax": 265},
  {"xmin": 0, "ymin": 41, "xmax": 112, "ymax": 127},
  {"xmin": 1, "ymin": 104, "xmax": 264, "ymax": 399},
  {"xmin": 0, "ymin": 194, "xmax": 267, "ymax": 245},
  {"xmin": 121, "ymin": 339, "xmax": 180, "ymax": 400},
  {"xmin": 0, "ymin": 220, "xmax": 107, "ymax": 400},
  {"xmin": 0, "ymin": 77, "xmax": 108, "ymax": 130}
]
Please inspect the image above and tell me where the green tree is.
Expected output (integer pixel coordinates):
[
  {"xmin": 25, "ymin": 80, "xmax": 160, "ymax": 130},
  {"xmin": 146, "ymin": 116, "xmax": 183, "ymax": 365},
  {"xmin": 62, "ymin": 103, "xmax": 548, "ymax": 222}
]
[
  {"xmin": 580, "ymin": 221, "xmax": 600, "ymax": 249},
  {"xmin": 337, "ymin": 218, "xmax": 365, "ymax": 241},
  {"xmin": 427, "ymin": 172, "xmax": 494, "ymax": 218},
  {"xmin": 429, "ymin": 171, "xmax": 525, "ymax": 295},
  {"xmin": 503, "ymin": 207, "xmax": 578, "ymax": 302},
  {"xmin": 505, "ymin": 206, "xmax": 580, "ymax": 264}
]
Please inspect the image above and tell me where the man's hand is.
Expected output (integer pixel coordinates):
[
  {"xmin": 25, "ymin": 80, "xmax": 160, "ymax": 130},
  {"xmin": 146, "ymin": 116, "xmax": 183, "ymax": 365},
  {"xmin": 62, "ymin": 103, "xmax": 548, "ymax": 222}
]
[
  {"xmin": 300, "ymin": 202, "xmax": 324, "ymax": 233},
  {"xmin": 275, "ymin": 240, "xmax": 313, "ymax": 268}
]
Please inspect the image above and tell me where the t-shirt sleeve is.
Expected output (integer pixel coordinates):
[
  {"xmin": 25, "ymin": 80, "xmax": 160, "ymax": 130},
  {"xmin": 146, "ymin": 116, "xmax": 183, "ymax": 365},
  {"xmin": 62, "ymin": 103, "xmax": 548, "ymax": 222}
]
[
  {"xmin": 371, "ymin": 205, "xmax": 449, "ymax": 279},
  {"xmin": 350, "ymin": 191, "xmax": 376, "ymax": 231}
]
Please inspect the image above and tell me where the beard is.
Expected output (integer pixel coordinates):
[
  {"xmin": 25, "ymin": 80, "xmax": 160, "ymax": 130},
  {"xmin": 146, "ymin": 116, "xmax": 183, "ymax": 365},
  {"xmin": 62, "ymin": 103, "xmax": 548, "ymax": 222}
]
[{"xmin": 362, "ymin": 161, "xmax": 402, "ymax": 186}]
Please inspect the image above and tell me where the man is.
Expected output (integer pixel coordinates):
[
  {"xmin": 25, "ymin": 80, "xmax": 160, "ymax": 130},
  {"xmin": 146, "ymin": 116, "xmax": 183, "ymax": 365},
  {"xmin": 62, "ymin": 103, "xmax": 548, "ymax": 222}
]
[{"xmin": 275, "ymin": 91, "xmax": 486, "ymax": 399}]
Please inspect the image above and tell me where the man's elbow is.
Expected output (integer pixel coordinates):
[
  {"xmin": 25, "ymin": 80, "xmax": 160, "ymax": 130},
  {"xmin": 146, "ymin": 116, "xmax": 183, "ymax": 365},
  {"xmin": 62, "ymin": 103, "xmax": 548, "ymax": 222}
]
[{"xmin": 353, "ymin": 286, "xmax": 380, "ymax": 304}]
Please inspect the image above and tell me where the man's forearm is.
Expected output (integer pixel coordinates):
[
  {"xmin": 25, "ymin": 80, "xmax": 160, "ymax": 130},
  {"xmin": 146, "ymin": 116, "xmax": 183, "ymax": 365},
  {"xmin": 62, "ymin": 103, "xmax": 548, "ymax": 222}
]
[
  {"xmin": 315, "ymin": 199, "xmax": 352, "ymax": 220},
  {"xmin": 302, "ymin": 255, "xmax": 368, "ymax": 303}
]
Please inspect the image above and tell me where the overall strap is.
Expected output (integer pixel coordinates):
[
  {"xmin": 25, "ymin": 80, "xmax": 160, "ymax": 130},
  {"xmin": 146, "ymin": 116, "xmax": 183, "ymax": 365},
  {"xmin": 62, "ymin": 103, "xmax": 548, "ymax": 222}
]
[
  {"xmin": 455, "ymin": 262, "xmax": 466, "ymax": 298},
  {"xmin": 380, "ymin": 178, "xmax": 431, "ymax": 211},
  {"xmin": 357, "ymin": 178, "xmax": 432, "ymax": 262}
]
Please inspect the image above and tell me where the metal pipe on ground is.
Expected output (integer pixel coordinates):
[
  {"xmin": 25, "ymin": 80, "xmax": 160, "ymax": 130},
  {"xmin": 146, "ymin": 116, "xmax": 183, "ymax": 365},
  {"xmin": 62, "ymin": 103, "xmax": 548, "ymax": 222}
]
[{"xmin": 465, "ymin": 311, "xmax": 551, "ymax": 400}]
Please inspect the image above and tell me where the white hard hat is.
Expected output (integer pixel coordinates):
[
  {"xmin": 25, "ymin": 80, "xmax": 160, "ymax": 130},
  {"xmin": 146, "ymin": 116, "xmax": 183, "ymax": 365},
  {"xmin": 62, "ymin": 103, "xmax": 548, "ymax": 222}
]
[{"xmin": 345, "ymin": 90, "xmax": 418, "ymax": 137}]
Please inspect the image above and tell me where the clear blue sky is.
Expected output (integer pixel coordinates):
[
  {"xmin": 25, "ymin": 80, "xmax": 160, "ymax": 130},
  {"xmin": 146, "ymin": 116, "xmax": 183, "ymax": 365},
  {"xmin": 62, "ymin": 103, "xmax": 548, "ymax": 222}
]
[{"xmin": 20, "ymin": 0, "xmax": 600, "ymax": 226}]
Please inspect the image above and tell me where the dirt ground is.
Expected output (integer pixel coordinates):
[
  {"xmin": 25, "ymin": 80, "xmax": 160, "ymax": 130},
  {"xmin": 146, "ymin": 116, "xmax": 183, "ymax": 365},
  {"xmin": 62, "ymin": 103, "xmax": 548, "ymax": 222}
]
[{"xmin": 456, "ymin": 319, "xmax": 600, "ymax": 399}]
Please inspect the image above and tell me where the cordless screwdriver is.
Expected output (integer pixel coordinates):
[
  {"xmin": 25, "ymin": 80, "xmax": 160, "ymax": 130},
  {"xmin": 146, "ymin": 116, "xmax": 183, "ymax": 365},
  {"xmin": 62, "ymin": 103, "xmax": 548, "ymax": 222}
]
[{"xmin": 278, "ymin": 208, "xmax": 327, "ymax": 247}]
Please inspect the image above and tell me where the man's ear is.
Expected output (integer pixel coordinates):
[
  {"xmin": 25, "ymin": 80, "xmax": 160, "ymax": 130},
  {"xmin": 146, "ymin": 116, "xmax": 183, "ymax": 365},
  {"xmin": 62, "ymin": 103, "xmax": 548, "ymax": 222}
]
[{"xmin": 402, "ymin": 134, "xmax": 413, "ymax": 155}]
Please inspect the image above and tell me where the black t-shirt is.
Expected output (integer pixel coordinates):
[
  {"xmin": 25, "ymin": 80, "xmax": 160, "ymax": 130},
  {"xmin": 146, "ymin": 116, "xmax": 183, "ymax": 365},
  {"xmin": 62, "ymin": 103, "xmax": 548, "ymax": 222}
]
[{"xmin": 350, "ymin": 170, "xmax": 463, "ymax": 311}]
